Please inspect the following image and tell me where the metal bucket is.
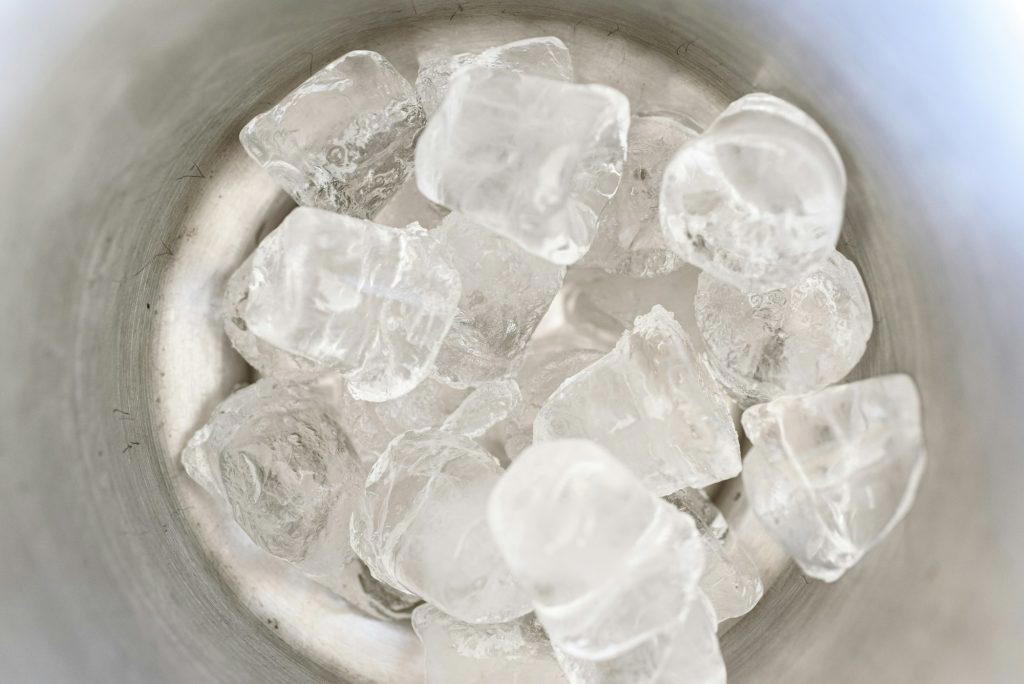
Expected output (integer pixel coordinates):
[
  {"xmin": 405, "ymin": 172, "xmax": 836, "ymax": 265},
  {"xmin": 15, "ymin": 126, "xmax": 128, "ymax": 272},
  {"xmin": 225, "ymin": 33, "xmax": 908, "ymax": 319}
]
[{"xmin": 2, "ymin": 1, "xmax": 1022, "ymax": 681}]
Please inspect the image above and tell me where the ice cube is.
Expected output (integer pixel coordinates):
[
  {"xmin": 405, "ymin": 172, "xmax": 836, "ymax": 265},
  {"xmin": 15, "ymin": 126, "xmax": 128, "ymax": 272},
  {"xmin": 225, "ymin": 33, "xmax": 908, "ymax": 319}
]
[
  {"xmin": 553, "ymin": 592, "xmax": 724, "ymax": 684},
  {"xmin": 741, "ymin": 374, "xmax": 927, "ymax": 581},
  {"xmin": 580, "ymin": 114, "xmax": 698, "ymax": 278},
  {"xmin": 660, "ymin": 93, "xmax": 846, "ymax": 291},
  {"xmin": 412, "ymin": 604, "xmax": 567, "ymax": 684},
  {"xmin": 534, "ymin": 306, "xmax": 740, "ymax": 495},
  {"xmin": 223, "ymin": 207, "xmax": 461, "ymax": 401},
  {"xmin": 322, "ymin": 375, "xmax": 470, "ymax": 465},
  {"xmin": 415, "ymin": 52, "xmax": 477, "ymax": 117},
  {"xmin": 182, "ymin": 379, "xmax": 361, "ymax": 564},
  {"xmin": 431, "ymin": 212, "xmax": 566, "ymax": 387},
  {"xmin": 561, "ymin": 265, "xmax": 702, "ymax": 348},
  {"xmin": 499, "ymin": 333, "xmax": 607, "ymax": 460},
  {"xmin": 415, "ymin": 36, "xmax": 574, "ymax": 116},
  {"xmin": 665, "ymin": 488, "xmax": 763, "ymax": 620},
  {"xmin": 240, "ymin": 50, "xmax": 425, "ymax": 218},
  {"xmin": 441, "ymin": 378, "xmax": 522, "ymax": 438},
  {"xmin": 223, "ymin": 253, "xmax": 323, "ymax": 383},
  {"xmin": 695, "ymin": 249, "xmax": 873, "ymax": 404},
  {"xmin": 488, "ymin": 439, "xmax": 706, "ymax": 659},
  {"xmin": 182, "ymin": 379, "xmax": 418, "ymax": 619},
  {"xmin": 350, "ymin": 429, "xmax": 531, "ymax": 623},
  {"xmin": 416, "ymin": 67, "xmax": 629, "ymax": 264}
]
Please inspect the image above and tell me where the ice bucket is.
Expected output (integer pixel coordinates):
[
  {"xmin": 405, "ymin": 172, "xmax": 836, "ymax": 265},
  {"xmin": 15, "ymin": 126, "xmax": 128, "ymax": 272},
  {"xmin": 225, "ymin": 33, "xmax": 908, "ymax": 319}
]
[{"xmin": 1, "ymin": 0, "xmax": 1022, "ymax": 681}]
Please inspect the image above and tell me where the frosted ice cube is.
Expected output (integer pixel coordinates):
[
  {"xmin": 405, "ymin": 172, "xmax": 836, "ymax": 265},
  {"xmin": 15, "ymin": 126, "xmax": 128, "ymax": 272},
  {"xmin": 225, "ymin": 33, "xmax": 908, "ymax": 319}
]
[
  {"xmin": 415, "ymin": 36, "xmax": 574, "ymax": 115},
  {"xmin": 373, "ymin": 174, "xmax": 450, "ymax": 230},
  {"xmin": 553, "ymin": 592, "xmax": 724, "ymax": 684},
  {"xmin": 181, "ymin": 379, "xmax": 361, "ymax": 564},
  {"xmin": 665, "ymin": 488, "xmax": 763, "ymax": 620},
  {"xmin": 441, "ymin": 378, "xmax": 522, "ymax": 438},
  {"xmin": 412, "ymin": 604, "xmax": 566, "ymax": 684},
  {"xmin": 182, "ymin": 379, "xmax": 418, "ymax": 619},
  {"xmin": 416, "ymin": 67, "xmax": 629, "ymax": 264},
  {"xmin": 240, "ymin": 50, "xmax": 425, "ymax": 218},
  {"xmin": 534, "ymin": 306, "xmax": 740, "ymax": 495},
  {"xmin": 322, "ymin": 375, "xmax": 470, "ymax": 464},
  {"xmin": 416, "ymin": 52, "xmax": 477, "ymax": 117},
  {"xmin": 489, "ymin": 439, "xmax": 705, "ymax": 659},
  {"xmin": 580, "ymin": 114, "xmax": 697, "ymax": 278},
  {"xmin": 562, "ymin": 265, "xmax": 702, "ymax": 348},
  {"xmin": 431, "ymin": 212, "xmax": 565, "ymax": 387},
  {"xmin": 499, "ymin": 333, "xmax": 607, "ymax": 460},
  {"xmin": 223, "ymin": 207, "xmax": 460, "ymax": 401},
  {"xmin": 741, "ymin": 374, "xmax": 927, "ymax": 581},
  {"xmin": 350, "ymin": 429, "xmax": 531, "ymax": 622},
  {"xmin": 695, "ymin": 249, "xmax": 872, "ymax": 404},
  {"xmin": 660, "ymin": 93, "xmax": 846, "ymax": 291}
]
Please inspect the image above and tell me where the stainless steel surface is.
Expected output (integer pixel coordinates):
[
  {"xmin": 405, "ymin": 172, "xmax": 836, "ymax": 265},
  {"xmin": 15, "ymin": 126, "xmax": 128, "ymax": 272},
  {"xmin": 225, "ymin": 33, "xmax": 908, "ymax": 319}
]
[{"xmin": 2, "ymin": 1, "xmax": 1022, "ymax": 682}]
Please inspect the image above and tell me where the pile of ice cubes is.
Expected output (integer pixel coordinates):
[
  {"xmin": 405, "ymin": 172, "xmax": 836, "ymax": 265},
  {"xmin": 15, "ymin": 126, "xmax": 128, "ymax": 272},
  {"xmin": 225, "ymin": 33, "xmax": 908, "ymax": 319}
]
[{"xmin": 183, "ymin": 36, "xmax": 928, "ymax": 683}]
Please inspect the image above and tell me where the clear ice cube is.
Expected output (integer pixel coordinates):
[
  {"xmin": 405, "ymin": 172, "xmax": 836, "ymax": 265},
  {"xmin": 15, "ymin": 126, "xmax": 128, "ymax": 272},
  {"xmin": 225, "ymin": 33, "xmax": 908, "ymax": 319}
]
[
  {"xmin": 499, "ymin": 333, "xmax": 608, "ymax": 460},
  {"xmin": 182, "ymin": 379, "xmax": 418, "ymax": 619},
  {"xmin": 561, "ymin": 265, "xmax": 702, "ymax": 348},
  {"xmin": 240, "ymin": 50, "xmax": 425, "ymax": 218},
  {"xmin": 695, "ymin": 249, "xmax": 873, "ymax": 404},
  {"xmin": 534, "ymin": 306, "xmax": 740, "ymax": 495},
  {"xmin": 223, "ymin": 207, "xmax": 461, "ymax": 401},
  {"xmin": 553, "ymin": 591, "xmax": 724, "ymax": 684},
  {"xmin": 741, "ymin": 374, "xmax": 927, "ymax": 581},
  {"xmin": 660, "ymin": 93, "xmax": 846, "ymax": 292},
  {"xmin": 441, "ymin": 378, "xmax": 523, "ymax": 438},
  {"xmin": 415, "ymin": 36, "xmax": 574, "ymax": 116},
  {"xmin": 665, "ymin": 488, "xmax": 763, "ymax": 620},
  {"xmin": 580, "ymin": 114, "xmax": 698, "ymax": 278},
  {"xmin": 416, "ymin": 52, "xmax": 477, "ymax": 117},
  {"xmin": 223, "ymin": 252, "xmax": 323, "ymax": 383},
  {"xmin": 431, "ymin": 212, "xmax": 566, "ymax": 387},
  {"xmin": 488, "ymin": 439, "xmax": 706, "ymax": 659},
  {"xmin": 416, "ymin": 67, "xmax": 629, "ymax": 264},
  {"xmin": 350, "ymin": 429, "xmax": 531, "ymax": 623},
  {"xmin": 182, "ymin": 379, "xmax": 361, "ymax": 564},
  {"xmin": 412, "ymin": 604, "xmax": 566, "ymax": 684}
]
